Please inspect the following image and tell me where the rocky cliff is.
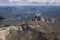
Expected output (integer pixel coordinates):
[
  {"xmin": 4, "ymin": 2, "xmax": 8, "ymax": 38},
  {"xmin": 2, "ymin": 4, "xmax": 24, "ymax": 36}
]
[{"xmin": 0, "ymin": 21, "xmax": 60, "ymax": 40}]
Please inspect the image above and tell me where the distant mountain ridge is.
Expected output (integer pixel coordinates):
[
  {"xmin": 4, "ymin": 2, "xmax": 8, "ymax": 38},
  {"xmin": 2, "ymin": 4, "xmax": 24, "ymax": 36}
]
[{"xmin": 0, "ymin": 6, "xmax": 60, "ymax": 13}]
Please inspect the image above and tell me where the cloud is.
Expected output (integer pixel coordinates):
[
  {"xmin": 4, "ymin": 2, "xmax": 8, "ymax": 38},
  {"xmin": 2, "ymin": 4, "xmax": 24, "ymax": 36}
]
[
  {"xmin": 8, "ymin": 0, "xmax": 48, "ymax": 3},
  {"xmin": 0, "ymin": 0, "xmax": 60, "ymax": 5},
  {"xmin": 9, "ymin": 0, "xmax": 20, "ymax": 2},
  {"xmin": 28, "ymin": 0, "xmax": 60, "ymax": 4},
  {"xmin": 0, "ymin": 0, "xmax": 8, "ymax": 3}
]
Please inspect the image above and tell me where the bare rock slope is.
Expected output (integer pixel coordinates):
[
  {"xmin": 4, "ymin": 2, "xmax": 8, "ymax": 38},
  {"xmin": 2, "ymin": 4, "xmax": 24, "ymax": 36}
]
[{"xmin": 4, "ymin": 21, "xmax": 60, "ymax": 40}]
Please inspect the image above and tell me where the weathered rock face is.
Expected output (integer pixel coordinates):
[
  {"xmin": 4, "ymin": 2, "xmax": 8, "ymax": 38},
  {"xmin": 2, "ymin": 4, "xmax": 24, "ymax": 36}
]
[
  {"xmin": 0, "ymin": 21, "xmax": 60, "ymax": 40},
  {"xmin": 4, "ymin": 21, "xmax": 60, "ymax": 40},
  {"xmin": 6, "ymin": 25, "xmax": 48, "ymax": 40},
  {"xmin": 31, "ymin": 16, "xmax": 60, "ymax": 23},
  {"xmin": 0, "ymin": 30, "xmax": 6, "ymax": 40}
]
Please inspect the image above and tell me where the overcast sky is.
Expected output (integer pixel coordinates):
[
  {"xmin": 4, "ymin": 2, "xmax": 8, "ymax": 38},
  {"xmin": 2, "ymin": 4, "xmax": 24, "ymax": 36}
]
[{"xmin": 0, "ymin": 0, "xmax": 60, "ymax": 5}]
